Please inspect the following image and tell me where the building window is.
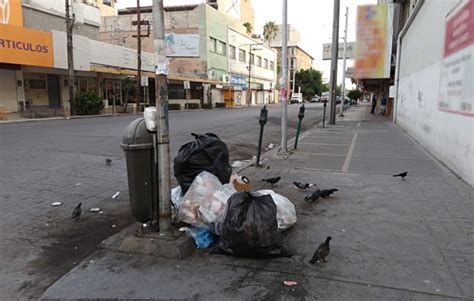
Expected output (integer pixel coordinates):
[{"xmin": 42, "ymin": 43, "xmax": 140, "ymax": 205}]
[
  {"xmin": 217, "ymin": 40, "xmax": 226, "ymax": 56},
  {"xmin": 209, "ymin": 37, "xmax": 217, "ymax": 53},
  {"xmin": 270, "ymin": 61, "xmax": 275, "ymax": 70},
  {"xmin": 264, "ymin": 58, "xmax": 269, "ymax": 69},
  {"xmin": 289, "ymin": 47, "xmax": 295, "ymax": 56},
  {"xmin": 257, "ymin": 56, "xmax": 262, "ymax": 67},
  {"xmin": 229, "ymin": 45, "xmax": 236, "ymax": 59},
  {"xmin": 250, "ymin": 53, "xmax": 255, "ymax": 65},
  {"xmin": 239, "ymin": 49, "xmax": 246, "ymax": 62},
  {"xmin": 290, "ymin": 58, "xmax": 297, "ymax": 69}
]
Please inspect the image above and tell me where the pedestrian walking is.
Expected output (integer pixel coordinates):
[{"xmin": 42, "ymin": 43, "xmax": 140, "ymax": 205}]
[
  {"xmin": 370, "ymin": 95, "xmax": 377, "ymax": 114},
  {"xmin": 381, "ymin": 95, "xmax": 387, "ymax": 115}
]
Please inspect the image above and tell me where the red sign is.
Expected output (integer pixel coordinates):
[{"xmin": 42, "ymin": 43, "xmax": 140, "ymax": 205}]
[{"xmin": 444, "ymin": 0, "xmax": 474, "ymax": 58}]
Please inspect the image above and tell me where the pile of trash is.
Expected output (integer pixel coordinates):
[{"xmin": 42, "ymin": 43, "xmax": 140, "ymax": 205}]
[{"xmin": 172, "ymin": 133, "xmax": 296, "ymax": 257}]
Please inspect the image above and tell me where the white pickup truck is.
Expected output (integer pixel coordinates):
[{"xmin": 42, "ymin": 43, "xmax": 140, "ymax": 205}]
[{"xmin": 290, "ymin": 93, "xmax": 303, "ymax": 104}]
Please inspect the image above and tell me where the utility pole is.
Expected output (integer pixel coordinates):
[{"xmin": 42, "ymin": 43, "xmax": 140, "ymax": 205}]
[
  {"xmin": 247, "ymin": 45, "xmax": 253, "ymax": 107},
  {"xmin": 280, "ymin": 0, "xmax": 288, "ymax": 153},
  {"xmin": 339, "ymin": 6, "xmax": 349, "ymax": 117},
  {"xmin": 152, "ymin": 0, "xmax": 171, "ymax": 232},
  {"xmin": 135, "ymin": 0, "xmax": 142, "ymax": 113},
  {"xmin": 329, "ymin": 0, "xmax": 340, "ymax": 124},
  {"xmin": 65, "ymin": 0, "xmax": 75, "ymax": 116}
]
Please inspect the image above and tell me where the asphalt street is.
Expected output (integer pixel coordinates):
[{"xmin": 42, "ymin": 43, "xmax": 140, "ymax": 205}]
[{"xmin": 0, "ymin": 103, "xmax": 324, "ymax": 299}]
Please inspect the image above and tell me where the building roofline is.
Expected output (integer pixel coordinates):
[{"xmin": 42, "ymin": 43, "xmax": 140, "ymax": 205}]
[
  {"xmin": 118, "ymin": 4, "xmax": 199, "ymax": 15},
  {"xmin": 272, "ymin": 44, "xmax": 314, "ymax": 60}
]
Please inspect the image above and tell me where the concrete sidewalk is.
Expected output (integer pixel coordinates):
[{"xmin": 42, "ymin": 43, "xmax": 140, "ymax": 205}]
[{"xmin": 41, "ymin": 105, "xmax": 473, "ymax": 300}]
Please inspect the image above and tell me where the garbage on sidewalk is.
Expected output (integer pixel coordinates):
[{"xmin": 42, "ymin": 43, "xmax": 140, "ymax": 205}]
[
  {"xmin": 174, "ymin": 133, "xmax": 232, "ymax": 194},
  {"xmin": 230, "ymin": 174, "xmax": 252, "ymax": 192},
  {"xmin": 219, "ymin": 191, "xmax": 291, "ymax": 258},
  {"xmin": 257, "ymin": 190, "xmax": 297, "ymax": 231},
  {"xmin": 180, "ymin": 226, "xmax": 215, "ymax": 249},
  {"xmin": 178, "ymin": 171, "xmax": 236, "ymax": 234}
]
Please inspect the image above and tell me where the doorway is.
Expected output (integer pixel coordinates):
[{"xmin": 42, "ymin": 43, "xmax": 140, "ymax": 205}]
[{"xmin": 47, "ymin": 75, "xmax": 61, "ymax": 107}]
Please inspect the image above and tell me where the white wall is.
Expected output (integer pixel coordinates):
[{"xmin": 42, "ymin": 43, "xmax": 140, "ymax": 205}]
[
  {"xmin": 228, "ymin": 27, "xmax": 276, "ymax": 82},
  {"xmin": 52, "ymin": 31, "xmax": 155, "ymax": 72},
  {"xmin": 396, "ymin": 0, "xmax": 474, "ymax": 186},
  {"xmin": 0, "ymin": 70, "xmax": 19, "ymax": 112}
]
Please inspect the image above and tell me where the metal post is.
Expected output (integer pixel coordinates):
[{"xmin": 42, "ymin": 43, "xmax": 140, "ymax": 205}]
[
  {"xmin": 291, "ymin": 66, "xmax": 296, "ymax": 94},
  {"xmin": 256, "ymin": 105, "xmax": 268, "ymax": 167},
  {"xmin": 294, "ymin": 104, "xmax": 305, "ymax": 149},
  {"xmin": 329, "ymin": 0, "xmax": 340, "ymax": 124},
  {"xmin": 152, "ymin": 0, "xmax": 171, "ymax": 232},
  {"xmin": 339, "ymin": 7, "xmax": 348, "ymax": 117},
  {"xmin": 65, "ymin": 0, "xmax": 75, "ymax": 116},
  {"xmin": 323, "ymin": 101, "xmax": 327, "ymax": 128},
  {"xmin": 280, "ymin": 0, "xmax": 288, "ymax": 153},
  {"xmin": 135, "ymin": 0, "xmax": 142, "ymax": 113},
  {"xmin": 247, "ymin": 46, "xmax": 252, "ymax": 107}
]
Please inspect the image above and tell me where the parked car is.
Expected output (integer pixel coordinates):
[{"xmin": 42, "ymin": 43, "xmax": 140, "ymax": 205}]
[
  {"xmin": 290, "ymin": 92, "xmax": 303, "ymax": 104},
  {"xmin": 310, "ymin": 95, "xmax": 320, "ymax": 103},
  {"xmin": 335, "ymin": 96, "xmax": 342, "ymax": 104},
  {"xmin": 321, "ymin": 92, "xmax": 330, "ymax": 102},
  {"xmin": 290, "ymin": 96, "xmax": 303, "ymax": 104}
]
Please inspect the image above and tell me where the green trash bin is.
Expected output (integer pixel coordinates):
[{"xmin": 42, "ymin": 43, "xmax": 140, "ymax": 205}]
[{"xmin": 121, "ymin": 118, "xmax": 157, "ymax": 223}]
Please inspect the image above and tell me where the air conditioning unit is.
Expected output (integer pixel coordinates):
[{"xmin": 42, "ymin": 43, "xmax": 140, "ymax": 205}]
[{"xmin": 222, "ymin": 74, "xmax": 230, "ymax": 84}]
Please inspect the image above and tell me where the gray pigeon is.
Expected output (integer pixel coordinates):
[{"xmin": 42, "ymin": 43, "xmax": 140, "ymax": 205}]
[
  {"xmin": 309, "ymin": 236, "xmax": 331, "ymax": 264},
  {"xmin": 293, "ymin": 182, "xmax": 315, "ymax": 190},
  {"xmin": 319, "ymin": 188, "xmax": 338, "ymax": 198},
  {"xmin": 105, "ymin": 158, "xmax": 112, "ymax": 165},
  {"xmin": 72, "ymin": 202, "xmax": 82, "ymax": 220},
  {"xmin": 304, "ymin": 189, "xmax": 321, "ymax": 202}
]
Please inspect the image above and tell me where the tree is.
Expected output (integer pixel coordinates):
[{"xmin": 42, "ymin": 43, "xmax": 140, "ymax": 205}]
[
  {"xmin": 294, "ymin": 68, "xmax": 324, "ymax": 101},
  {"xmin": 263, "ymin": 21, "xmax": 278, "ymax": 45},
  {"xmin": 347, "ymin": 89, "xmax": 363, "ymax": 100},
  {"xmin": 243, "ymin": 22, "xmax": 252, "ymax": 35}
]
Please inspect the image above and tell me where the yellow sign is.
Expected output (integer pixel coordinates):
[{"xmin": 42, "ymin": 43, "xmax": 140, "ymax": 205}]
[
  {"xmin": 0, "ymin": 24, "xmax": 54, "ymax": 67},
  {"xmin": 355, "ymin": 4, "xmax": 393, "ymax": 79},
  {"xmin": 0, "ymin": 0, "xmax": 23, "ymax": 27}
]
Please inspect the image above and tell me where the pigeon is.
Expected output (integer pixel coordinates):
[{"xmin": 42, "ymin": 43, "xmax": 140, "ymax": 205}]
[
  {"xmin": 393, "ymin": 171, "xmax": 408, "ymax": 180},
  {"xmin": 262, "ymin": 176, "xmax": 281, "ymax": 185},
  {"xmin": 293, "ymin": 182, "xmax": 315, "ymax": 190},
  {"xmin": 309, "ymin": 236, "xmax": 332, "ymax": 264},
  {"xmin": 319, "ymin": 188, "xmax": 338, "ymax": 198},
  {"xmin": 304, "ymin": 189, "xmax": 321, "ymax": 202},
  {"xmin": 105, "ymin": 158, "xmax": 112, "ymax": 165},
  {"xmin": 71, "ymin": 202, "xmax": 82, "ymax": 220}
]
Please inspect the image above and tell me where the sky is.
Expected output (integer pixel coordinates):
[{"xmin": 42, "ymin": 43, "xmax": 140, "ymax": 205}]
[{"xmin": 117, "ymin": 0, "xmax": 378, "ymax": 84}]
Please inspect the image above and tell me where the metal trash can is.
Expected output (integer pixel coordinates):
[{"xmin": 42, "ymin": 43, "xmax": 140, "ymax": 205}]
[{"xmin": 121, "ymin": 118, "xmax": 157, "ymax": 223}]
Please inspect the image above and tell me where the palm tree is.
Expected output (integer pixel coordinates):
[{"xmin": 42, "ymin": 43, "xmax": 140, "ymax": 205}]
[
  {"xmin": 263, "ymin": 21, "xmax": 278, "ymax": 45},
  {"xmin": 243, "ymin": 22, "xmax": 253, "ymax": 35}
]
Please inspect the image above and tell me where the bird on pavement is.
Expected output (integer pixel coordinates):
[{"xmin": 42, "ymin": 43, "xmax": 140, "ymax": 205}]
[
  {"xmin": 105, "ymin": 158, "xmax": 112, "ymax": 165},
  {"xmin": 293, "ymin": 182, "xmax": 315, "ymax": 190},
  {"xmin": 304, "ymin": 189, "xmax": 321, "ymax": 202},
  {"xmin": 319, "ymin": 188, "xmax": 338, "ymax": 198},
  {"xmin": 309, "ymin": 236, "xmax": 332, "ymax": 264},
  {"xmin": 393, "ymin": 171, "xmax": 408, "ymax": 180},
  {"xmin": 262, "ymin": 176, "xmax": 281, "ymax": 185},
  {"xmin": 71, "ymin": 202, "xmax": 82, "ymax": 220}
]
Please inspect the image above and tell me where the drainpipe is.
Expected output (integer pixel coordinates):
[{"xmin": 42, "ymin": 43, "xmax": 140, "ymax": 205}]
[{"xmin": 394, "ymin": 0, "xmax": 425, "ymax": 123}]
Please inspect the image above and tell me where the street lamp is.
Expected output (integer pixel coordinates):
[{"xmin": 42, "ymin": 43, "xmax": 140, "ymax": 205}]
[{"xmin": 237, "ymin": 42, "xmax": 263, "ymax": 107}]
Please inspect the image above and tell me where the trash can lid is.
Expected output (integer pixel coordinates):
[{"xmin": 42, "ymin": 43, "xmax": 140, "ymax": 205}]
[{"xmin": 121, "ymin": 118, "xmax": 154, "ymax": 150}]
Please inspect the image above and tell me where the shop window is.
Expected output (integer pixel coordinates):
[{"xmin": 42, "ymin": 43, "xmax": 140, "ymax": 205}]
[{"xmin": 26, "ymin": 79, "xmax": 46, "ymax": 89}]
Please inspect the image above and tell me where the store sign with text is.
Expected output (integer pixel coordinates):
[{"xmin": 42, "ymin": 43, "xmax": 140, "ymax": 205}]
[
  {"xmin": 0, "ymin": 0, "xmax": 23, "ymax": 27},
  {"xmin": 0, "ymin": 24, "xmax": 54, "ymax": 67},
  {"xmin": 439, "ymin": 0, "xmax": 473, "ymax": 116}
]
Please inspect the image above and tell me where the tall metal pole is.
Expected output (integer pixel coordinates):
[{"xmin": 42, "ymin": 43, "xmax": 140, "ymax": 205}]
[
  {"xmin": 65, "ymin": 0, "xmax": 75, "ymax": 116},
  {"xmin": 329, "ymin": 0, "xmax": 340, "ymax": 124},
  {"xmin": 291, "ymin": 66, "xmax": 296, "ymax": 94},
  {"xmin": 280, "ymin": 0, "xmax": 288, "ymax": 153},
  {"xmin": 339, "ymin": 6, "xmax": 348, "ymax": 117},
  {"xmin": 152, "ymin": 0, "xmax": 171, "ymax": 232},
  {"xmin": 247, "ymin": 46, "xmax": 252, "ymax": 107},
  {"xmin": 136, "ymin": 0, "xmax": 142, "ymax": 113}
]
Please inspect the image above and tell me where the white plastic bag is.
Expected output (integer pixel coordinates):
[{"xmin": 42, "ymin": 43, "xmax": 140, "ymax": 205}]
[
  {"xmin": 257, "ymin": 190, "xmax": 297, "ymax": 231},
  {"xmin": 171, "ymin": 186, "xmax": 183, "ymax": 208},
  {"xmin": 179, "ymin": 171, "xmax": 236, "ymax": 234},
  {"xmin": 143, "ymin": 107, "xmax": 157, "ymax": 132}
]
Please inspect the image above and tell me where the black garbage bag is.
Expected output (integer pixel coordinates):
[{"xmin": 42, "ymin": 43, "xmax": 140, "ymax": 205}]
[
  {"xmin": 174, "ymin": 133, "xmax": 232, "ymax": 194},
  {"xmin": 219, "ymin": 191, "xmax": 291, "ymax": 258}
]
